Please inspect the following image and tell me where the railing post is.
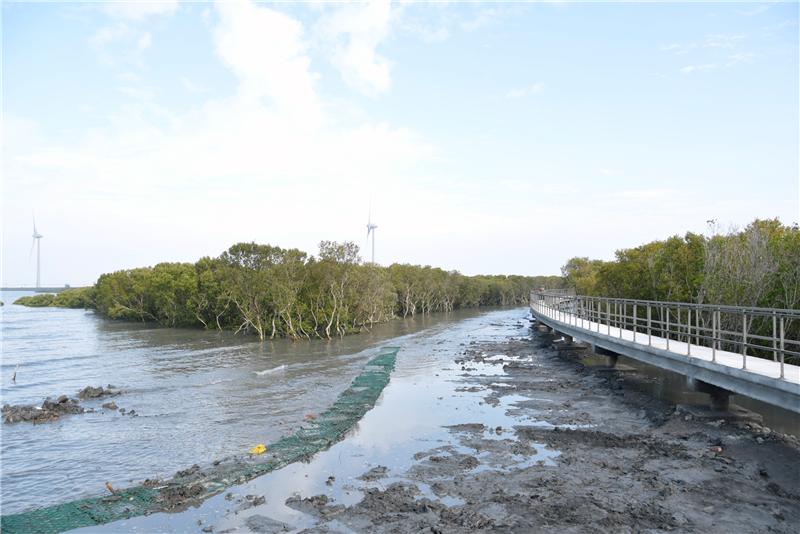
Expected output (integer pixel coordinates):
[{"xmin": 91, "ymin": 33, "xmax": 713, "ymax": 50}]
[
  {"xmin": 742, "ymin": 313, "xmax": 747, "ymax": 369},
  {"xmin": 780, "ymin": 316, "xmax": 785, "ymax": 380},
  {"xmin": 647, "ymin": 304, "xmax": 651, "ymax": 346},
  {"xmin": 711, "ymin": 309, "xmax": 716, "ymax": 362},
  {"xmin": 696, "ymin": 308, "xmax": 700, "ymax": 346},
  {"xmin": 633, "ymin": 304, "xmax": 637, "ymax": 342},
  {"xmin": 772, "ymin": 313, "xmax": 778, "ymax": 362},
  {"xmin": 607, "ymin": 300, "xmax": 611, "ymax": 335},
  {"xmin": 687, "ymin": 308, "xmax": 691, "ymax": 356},
  {"xmin": 665, "ymin": 307, "xmax": 670, "ymax": 351},
  {"xmin": 619, "ymin": 301, "xmax": 623, "ymax": 339}
]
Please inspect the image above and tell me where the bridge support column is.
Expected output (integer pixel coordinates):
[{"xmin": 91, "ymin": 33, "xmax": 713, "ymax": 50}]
[
  {"xmin": 688, "ymin": 379, "xmax": 731, "ymax": 412},
  {"xmin": 592, "ymin": 344, "xmax": 619, "ymax": 367}
]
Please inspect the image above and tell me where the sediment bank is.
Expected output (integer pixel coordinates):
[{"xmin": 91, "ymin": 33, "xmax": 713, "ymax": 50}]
[{"xmin": 131, "ymin": 310, "xmax": 799, "ymax": 534}]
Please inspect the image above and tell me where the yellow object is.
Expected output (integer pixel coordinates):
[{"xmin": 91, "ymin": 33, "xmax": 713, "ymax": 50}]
[{"xmin": 249, "ymin": 444, "xmax": 267, "ymax": 455}]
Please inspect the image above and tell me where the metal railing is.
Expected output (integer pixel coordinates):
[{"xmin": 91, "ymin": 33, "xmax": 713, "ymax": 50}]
[{"xmin": 531, "ymin": 290, "xmax": 800, "ymax": 381}]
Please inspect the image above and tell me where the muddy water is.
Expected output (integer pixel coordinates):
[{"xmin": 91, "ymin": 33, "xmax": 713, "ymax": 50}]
[
  {"xmin": 74, "ymin": 308, "xmax": 540, "ymax": 532},
  {"xmin": 0, "ymin": 290, "xmax": 490, "ymax": 515}
]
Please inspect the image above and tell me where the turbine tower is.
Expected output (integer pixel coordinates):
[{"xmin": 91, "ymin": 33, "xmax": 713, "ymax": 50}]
[
  {"xmin": 31, "ymin": 217, "xmax": 43, "ymax": 288},
  {"xmin": 366, "ymin": 208, "xmax": 377, "ymax": 264}
]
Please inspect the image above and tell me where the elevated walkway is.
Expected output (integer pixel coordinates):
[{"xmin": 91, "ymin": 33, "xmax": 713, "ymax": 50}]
[{"xmin": 531, "ymin": 290, "xmax": 800, "ymax": 413}]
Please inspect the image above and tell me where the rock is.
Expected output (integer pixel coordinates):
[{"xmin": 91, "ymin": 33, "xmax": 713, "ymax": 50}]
[
  {"xmin": 2, "ymin": 396, "xmax": 84, "ymax": 424},
  {"xmin": 358, "ymin": 466, "xmax": 388, "ymax": 481},
  {"xmin": 102, "ymin": 402, "xmax": 118, "ymax": 410},
  {"xmin": 245, "ymin": 514, "xmax": 289, "ymax": 533},
  {"xmin": 78, "ymin": 385, "xmax": 120, "ymax": 400},
  {"xmin": 245, "ymin": 494, "xmax": 266, "ymax": 506},
  {"xmin": 78, "ymin": 386, "xmax": 105, "ymax": 399}
]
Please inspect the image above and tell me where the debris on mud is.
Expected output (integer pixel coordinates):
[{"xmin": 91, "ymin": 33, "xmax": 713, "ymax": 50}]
[
  {"xmin": 244, "ymin": 514, "xmax": 289, "ymax": 533},
  {"xmin": 357, "ymin": 465, "xmax": 388, "ymax": 481},
  {"xmin": 285, "ymin": 493, "xmax": 345, "ymax": 519},
  {"xmin": 78, "ymin": 385, "xmax": 121, "ymax": 400},
  {"xmin": 2, "ymin": 395, "xmax": 85, "ymax": 424},
  {"xmin": 158, "ymin": 483, "xmax": 205, "ymax": 510}
]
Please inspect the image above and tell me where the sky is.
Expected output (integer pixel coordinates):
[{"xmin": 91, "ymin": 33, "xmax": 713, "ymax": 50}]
[{"xmin": 2, "ymin": 0, "xmax": 798, "ymax": 287}]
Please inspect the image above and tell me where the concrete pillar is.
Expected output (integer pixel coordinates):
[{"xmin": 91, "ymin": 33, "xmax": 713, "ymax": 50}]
[
  {"xmin": 687, "ymin": 378, "xmax": 731, "ymax": 412},
  {"xmin": 592, "ymin": 345, "xmax": 619, "ymax": 367},
  {"xmin": 558, "ymin": 333, "xmax": 573, "ymax": 344}
]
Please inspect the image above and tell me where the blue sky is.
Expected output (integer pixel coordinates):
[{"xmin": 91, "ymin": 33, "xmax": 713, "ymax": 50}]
[{"xmin": 2, "ymin": 1, "xmax": 798, "ymax": 286}]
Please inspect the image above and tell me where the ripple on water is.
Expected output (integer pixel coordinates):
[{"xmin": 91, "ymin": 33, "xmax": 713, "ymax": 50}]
[{"xmin": 0, "ymin": 293, "xmax": 500, "ymax": 515}]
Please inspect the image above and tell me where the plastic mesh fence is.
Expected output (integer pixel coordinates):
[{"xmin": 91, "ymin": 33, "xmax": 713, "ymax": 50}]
[{"xmin": 1, "ymin": 347, "xmax": 399, "ymax": 534}]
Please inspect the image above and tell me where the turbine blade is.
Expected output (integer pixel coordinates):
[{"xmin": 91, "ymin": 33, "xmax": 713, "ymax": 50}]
[{"xmin": 29, "ymin": 238, "xmax": 35, "ymax": 260}]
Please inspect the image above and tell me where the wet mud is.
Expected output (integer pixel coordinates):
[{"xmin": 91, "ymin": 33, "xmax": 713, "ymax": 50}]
[
  {"xmin": 285, "ymin": 325, "xmax": 800, "ymax": 533},
  {"xmin": 287, "ymin": 326, "xmax": 800, "ymax": 533},
  {"xmin": 72, "ymin": 311, "xmax": 799, "ymax": 533}
]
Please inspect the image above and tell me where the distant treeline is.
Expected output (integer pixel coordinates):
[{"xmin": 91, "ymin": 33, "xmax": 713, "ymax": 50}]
[
  {"xmin": 16, "ymin": 241, "xmax": 561, "ymax": 339},
  {"xmin": 560, "ymin": 219, "xmax": 799, "ymax": 310}
]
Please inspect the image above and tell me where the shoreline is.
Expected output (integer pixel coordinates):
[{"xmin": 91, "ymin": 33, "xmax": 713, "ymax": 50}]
[
  {"xmin": 112, "ymin": 310, "xmax": 798, "ymax": 533},
  {"xmin": 9, "ymin": 309, "xmax": 799, "ymax": 533}
]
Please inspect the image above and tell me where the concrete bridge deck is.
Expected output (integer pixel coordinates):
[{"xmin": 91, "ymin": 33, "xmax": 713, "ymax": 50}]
[{"xmin": 531, "ymin": 292, "xmax": 800, "ymax": 414}]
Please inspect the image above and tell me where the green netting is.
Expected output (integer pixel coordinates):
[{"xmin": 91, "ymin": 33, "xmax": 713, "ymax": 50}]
[{"xmin": 1, "ymin": 347, "xmax": 399, "ymax": 534}]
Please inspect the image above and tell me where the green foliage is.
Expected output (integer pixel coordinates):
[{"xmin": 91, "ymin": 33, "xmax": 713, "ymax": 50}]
[
  {"xmin": 90, "ymin": 241, "xmax": 552, "ymax": 339},
  {"xmin": 559, "ymin": 220, "xmax": 800, "ymax": 361},
  {"xmin": 560, "ymin": 219, "xmax": 799, "ymax": 310},
  {"xmin": 14, "ymin": 294, "xmax": 56, "ymax": 307},
  {"xmin": 53, "ymin": 287, "xmax": 96, "ymax": 308},
  {"xmin": 14, "ymin": 288, "xmax": 96, "ymax": 309}
]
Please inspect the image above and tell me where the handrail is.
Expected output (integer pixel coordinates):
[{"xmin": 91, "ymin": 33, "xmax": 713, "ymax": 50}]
[
  {"xmin": 530, "ymin": 290, "xmax": 799, "ymax": 381},
  {"xmin": 532, "ymin": 290, "xmax": 800, "ymax": 317}
]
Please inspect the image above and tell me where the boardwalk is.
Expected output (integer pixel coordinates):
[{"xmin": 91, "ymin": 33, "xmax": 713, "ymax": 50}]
[{"xmin": 530, "ymin": 290, "xmax": 800, "ymax": 413}]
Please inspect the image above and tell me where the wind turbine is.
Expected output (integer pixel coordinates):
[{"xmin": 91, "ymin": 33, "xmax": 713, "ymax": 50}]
[
  {"xmin": 31, "ymin": 216, "xmax": 43, "ymax": 288},
  {"xmin": 366, "ymin": 208, "xmax": 377, "ymax": 264}
]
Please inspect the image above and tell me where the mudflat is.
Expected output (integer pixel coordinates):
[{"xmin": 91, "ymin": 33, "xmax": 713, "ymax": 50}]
[
  {"xmin": 290, "ymin": 324, "xmax": 800, "ymax": 533},
  {"xmin": 84, "ymin": 311, "xmax": 800, "ymax": 533}
]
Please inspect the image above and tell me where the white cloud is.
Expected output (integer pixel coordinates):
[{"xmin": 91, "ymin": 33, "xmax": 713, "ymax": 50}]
[
  {"xmin": 102, "ymin": 0, "xmax": 179, "ymax": 21},
  {"xmin": 610, "ymin": 188, "xmax": 676, "ymax": 200},
  {"xmin": 6, "ymin": 0, "xmax": 432, "ymax": 240},
  {"xmin": 505, "ymin": 83, "xmax": 545, "ymax": 99},
  {"xmin": 704, "ymin": 33, "xmax": 745, "ymax": 48},
  {"xmin": 660, "ymin": 42, "xmax": 696, "ymax": 55},
  {"xmin": 137, "ymin": 32, "xmax": 152, "ymax": 51},
  {"xmin": 461, "ymin": 9, "xmax": 497, "ymax": 32},
  {"xmin": 91, "ymin": 1, "xmax": 177, "ymax": 66},
  {"xmin": 680, "ymin": 63, "xmax": 718, "ymax": 74},
  {"xmin": 214, "ymin": 0, "xmax": 320, "ymax": 124},
  {"xmin": 180, "ymin": 77, "xmax": 207, "ymax": 94},
  {"xmin": 317, "ymin": 0, "xmax": 394, "ymax": 96},
  {"xmin": 737, "ymin": 4, "xmax": 772, "ymax": 17},
  {"xmin": 598, "ymin": 168, "xmax": 621, "ymax": 177},
  {"xmin": 727, "ymin": 52, "xmax": 755, "ymax": 65}
]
